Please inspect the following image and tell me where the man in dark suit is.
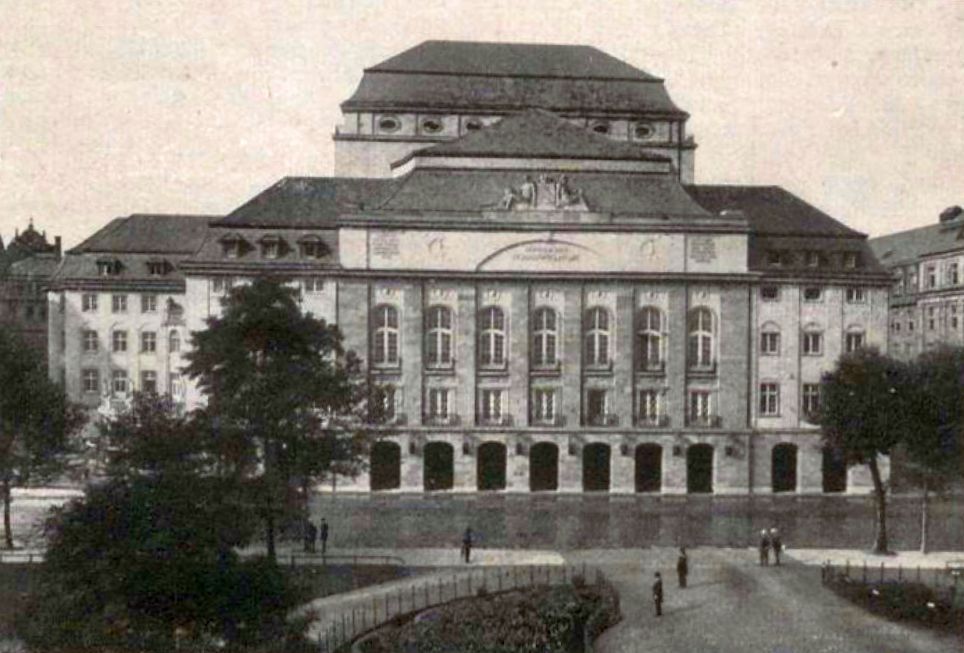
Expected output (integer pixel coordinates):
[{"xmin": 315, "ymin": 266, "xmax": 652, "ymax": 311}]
[
  {"xmin": 462, "ymin": 527, "xmax": 473, "ymax": 563},
  {"xmin": 676, "ymin": 547, "xmax": 689, "ymax": 588},
  {"xmin": 652, "ymin": 572, "xmax": 664, "ymax": 617},
  {"xmin": 319, "ymin": 518, "xmax": 329, "ymax": 556}
]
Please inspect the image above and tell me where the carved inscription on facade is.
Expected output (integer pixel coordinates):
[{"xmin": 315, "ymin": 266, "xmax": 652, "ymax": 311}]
[
  {"xmin": 511, "ymin": 242, "xmax": 580, "ymax": 264},
  {"xmin": 690, "ymin": 236, "xmax": 717, "ymax": 263}
]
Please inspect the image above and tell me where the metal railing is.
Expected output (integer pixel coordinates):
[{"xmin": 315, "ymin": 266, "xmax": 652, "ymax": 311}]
[{"xmin": 821, "ymin": 559, "xmax": 964, "ymax": 606}]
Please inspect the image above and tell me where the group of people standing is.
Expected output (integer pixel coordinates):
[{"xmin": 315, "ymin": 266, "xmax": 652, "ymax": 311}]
[
  {"xmin": 303, "ymin": 517, "xmax": 329, "ymax": 555},
  {"xmin": 758, "ymin": 527, "xmax": 783, "ymax": 566},
  {"xmin": 650, "ymin": 547, "xmax": 689, "ymax": 617}
]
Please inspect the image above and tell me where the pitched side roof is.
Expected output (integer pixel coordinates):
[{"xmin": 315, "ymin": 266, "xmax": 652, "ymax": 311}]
[
  {"xmin": 685, "ymin": 185, "xmax": 864, "ymax": 238},
  {"xmin": 368, "ymin": 41, "xmax": 660, "ymax": 81},
  {"xmin": 72, "ymin": 214, "xmax": 214, "ymax": 254},
  {"xmin": 868, "ymin": 220, "xmax": 964, "ymax": 265},
  {"xmin": 397, "ymin": 109, "xmax": 670, "ymax": 165}
]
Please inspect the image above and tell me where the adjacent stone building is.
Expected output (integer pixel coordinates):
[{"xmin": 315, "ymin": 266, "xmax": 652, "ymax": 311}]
[{"xmin": 0, "ymin": 220, "xmax": 62, "ymax": 357}]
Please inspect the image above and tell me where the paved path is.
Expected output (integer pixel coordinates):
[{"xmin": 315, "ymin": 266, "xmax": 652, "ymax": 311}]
[{"xmin": 591, "ymin": 548, "xmax": 961, "ymax": 653}]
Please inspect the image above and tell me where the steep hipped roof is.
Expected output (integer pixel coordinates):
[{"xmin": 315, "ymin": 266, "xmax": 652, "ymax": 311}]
[
  {"xmin": 396, "ymin": 109, "xmax": 669, "ymax": 166},
  {"xmin": 868, "ymin": 218, "xmax": 964, "ymax": 265},
  {"xmin": 343, "ymin": 41, "xmax": 685, "ymax": 115},
  {"xmin": 72, "ymin": 214, "xmax": 214, "ymax": 254}
]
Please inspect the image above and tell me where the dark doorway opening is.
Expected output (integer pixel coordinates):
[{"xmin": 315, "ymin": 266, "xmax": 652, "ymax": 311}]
[
  {"xmin": 477, "ymin": 442, "xmax": 507, "ymax": 491},
  {"xmin": 582, "ymin": 443, "xmax": 611, "ymax": 492},
  {"xmin": 686, "ymin": 444, "xmax": 714, "ymax": 494},
  {"xmin": 822, "ymin": 446, "xmax": 847, "ymax": 493},
  {"xmin": 529, "ymin": 442, "xmax": 559, "ymax": 491},
  {"xmin": 370, "ymin": 440, "xmax": 401, "ymax": 491},
  {"xmin": 423, "ymin": 441, "xmax": 454, "ymax": 491},
  {"xmin": 635, "ymin": 444, "xmax": 662, "ymax": 493},
  {"xmin": 771, "ymin": 443, "xmax": 798, "ymax": 493}
]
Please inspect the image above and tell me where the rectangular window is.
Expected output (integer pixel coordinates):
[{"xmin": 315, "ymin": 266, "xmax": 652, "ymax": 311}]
[
  {"xmin": 760, "ymin": 332, "xmax": 780, "ymax": 355},
  {"xmin": 587, "ymin": 389, "xmax": 608, "ymax": 425},
  {"xmin": 766, "ymin": 251, "xmax": 783, "ymax": 267},
  {"xmin": 806, "ymin": 251, "xmax": 821, "ymax": 268},
  {"xmin": 802, "ymin": 383, "xmax": 821, "ymax": 418},
  {"xmin": 844, "ymin": 252, "xmax": 859, "ymax": 269},
  {"xmin": 926, "ymin": 265, "xmax": 937, "ymax": 289},
  {"xmin": 261, "ymin": 240, "xmax": 280, "ymax": 259},
  {"xmin": 803, "ymin": 286, "xmax": 823, "ymax": 302},
  {"xmin": 908, "ymin": 319, "xmax": 915, "ymax": 332},
  {"xmin": 947, "ymin": 262, "xmax": 959, "ymax": 286},
  {"xmin": 688, "ymin": 390, "xmax": 711, "ymax": 422},
  {"xmin": 169, "ymin": 372, "xmax": 185, "ymax": 399},
  {"xmin": 845, "ymin": 332, "xmax": 865, "ymax": 353},
  {"xmin": 112, "ymin": 330, "xmax": 128, "ymax": 353},
  {"xmin": 927, "ymin": 306, "xmax": 936, "ymax": 331},
  {"xmin": 111, "ymin": 369, "xmax": 129, "ymax": 394},
  {"xmin": 760, "ymin": 285, "xmax": 780, "ymax": 301},
  {"xmin": 141, "ymin": 331, "xmax": 156, "ymax": 353},
  {"xmin": 637, "ymin": 389, "xmax": 660, "ymax": 425},
  {"xmin": 111, "ymin": 294, "xmax": 128, "ymax": 313},
  {"xmin": 141, "ymin": 370, "xmax": 157, "ymax": 393},
  {"xmin": 951, "ymin": 305, "xmax": 959, "ymax": 330},
  {"xmin": 82, "ymin": 330, "xmax": 99, "ymax": 353},
  {"xmin": 303, "ymin": 278, "xmax": 324, "ymax": 294},
  {"xmin": 82, "ymin": 293, "xmax": 98, "ymax": 312},
  {"xmin": 480, "ymin": 389, "xmax": 504, "ymax": 422},
  {"xmin": 845, "ymin": 287, "xmax": 866, "ymax": 303},
  {"xmin": 301, "ymin": 240, "xmax": 326, "ymax": 259},
  {"xmin": 427, "ymin": 388, "xmax": 450, "ymax": 420},
  {"xmin": 802, "ymin": 332, "xmax": 823, "ymax": 356},
  {"xmin": 141, "ymin": 294, "xmax": 157, "ymax": 313},
  {"xmin": 892, "ymin": 321, "xmax": 901, "ymax": 333},
  {"xmin": 759, "ymin": 383, "xmax": 780, "ymax": 416},
  {"xmin": 82, "ymin": 369, "xmax": 99, "ymax": 394},
  {"xmin": 532, "ymin": 389, "xmax": 556, "ymax": 423}
]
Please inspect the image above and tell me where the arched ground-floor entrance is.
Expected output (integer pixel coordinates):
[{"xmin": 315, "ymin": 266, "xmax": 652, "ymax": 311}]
[
  {"xmin": 687, "ymin": 444, "xmax": 714, "ymax": 494},
  {"xmin": 477, "ymin": 441, "xmax": 507, "ymax": 491},
  {"xmin": 370, "ymin": 440, "xmax": 401, "ymax": 491},
  {"xmin": 424, "ymin": 441, "xmax": 454, "ymax": 491},
  {"xmin": 529, "ymin": 442, "xmax": 558, "ymax": 491}
]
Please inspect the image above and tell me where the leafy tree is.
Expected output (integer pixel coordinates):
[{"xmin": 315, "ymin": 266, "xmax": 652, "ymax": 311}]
[
  {"xmin": 900, "ymin": 346, "xmax": 964, "ymax": 553},
  {"xmin": 0, "ymin": 329, "xmax": 85, "ymax": 549},
  {"xmin": 185, "ymin": 277, "xmax": 368, "ymax": 561},
  {"xmin": 818, "ymin": 348, "xmax": 911, "ymax": 554}
]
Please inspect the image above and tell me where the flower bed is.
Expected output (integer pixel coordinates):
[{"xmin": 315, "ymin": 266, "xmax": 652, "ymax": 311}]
[{"xmin": 356, "ymin": 579, "xmax": 619, "ymax": 653}]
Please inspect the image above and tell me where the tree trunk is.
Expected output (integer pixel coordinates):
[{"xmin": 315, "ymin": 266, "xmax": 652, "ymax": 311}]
[
  {"xmin": 265, "ymin": 503, "xmax": 276, "ymax": 563},
  {"xmin": 2, "ymin": 475, "xmax": 13, "ymax": 550},
  {"xmin": 919, "ymin": 478, "xmax": 929, "ymax": 555},
  {"xmin": 868, "ymin": 456, "xmax": 889, "ymax": 554}
]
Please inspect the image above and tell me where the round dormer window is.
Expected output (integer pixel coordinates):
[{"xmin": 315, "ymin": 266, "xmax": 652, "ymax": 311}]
[
  {"xmin": 590, "ymin": 120, "xmax": 611, "ymax": 134},
  {"xmin": 421, "ymin": 118, "xmax": 443, "ymax": 134},
  {"xmin": 634, "ymin": 122, "xmax": 655, "ymax": 139},
  {"xmin": 464, "ymin": 117, "xmax": 484, "ymax": 132},
  {"xmin": 377, "ymin": 115, "xmax": 401, "ymax": 133}
]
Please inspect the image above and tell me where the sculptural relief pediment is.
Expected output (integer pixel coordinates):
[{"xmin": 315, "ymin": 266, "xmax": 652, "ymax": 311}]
[{"xmin": 489, "ymin": 174, "xmax": 590, "ymax": 212}]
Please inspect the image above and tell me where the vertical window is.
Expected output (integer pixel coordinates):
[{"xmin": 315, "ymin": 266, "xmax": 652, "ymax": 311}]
[
  {"xmin": 141, "ymin": 294, "xmax": 157, "ymax": 313},
  {"xmin": 760, "ymin": 330, "xmax": 780, "ymax": 356},
  {"xmin": 141, "ymin": 331, "xmax": 156, "ymax": 353},
  {"xmin": 894, "ymin": 273, "xmax": 904, "ymax": 297},
  {"xmin": 111, "ymin": 369, "xmax": 129, "ymax": 394},
  {"xmin": 82, "ymin": 293, "xmax": 98, "ymax": 312},
  {"xmin": 637, "ymin": 389, "xmax": 661, "ymax": 425},
  {"xmin": 688, "ymin": 390, "xmax": 712, "ymax": 423},
  {"xmin": 82, "ymin": 330, "xmax": 99, "ymax": 353},
  {"xmin": 637, "ymin": 307, "xmax": 662, "ymax": 371},
  {"xmin": 478, "ymin": 306, "xmax": 506, "ymax": 368},
  {"xmin": 927, "ymin": 306, "xmax": 936, "ymax": 331},
  {"xmin": 425, "ymin": 306, "xmax": 453, "ymax": 367},
  {"xmin": 948, "ymin": 262, "xmax": 960, "ymax": 286},
  {"xmin": 687, "ymin": 308, "xmax": 715, "ymax": 369},
  {"xmin": 586, "ymin": 389, "xmax": 608, "ymax": 425},
  {"xmin": 303, "ymin": 278, "xmax": 324, "ymax": 294},
  {"xmin": 844, "ymin": 252, "xmax": 859, "ymax": 269},
  {"xmin": 372, "ymin": 305, "xmax": 400, "ymax": 366},
  {"xmin": 802, "ymin": 331, "xmax": 823, "ymax": 356},
  {"xmin": 111, "ymin": 294, "xmax": 128, "ymax": 313},
  {"xmin": 480, "ymin": 389, "xmax": 504, "ymax": 422},
  {"xmin": 378, "ymin": 386, "xmax": 397, "ymax": 421},
  {"xmin": 532, "ymin": 308, "xmax": 558, "ymax": 368},
  {"xmin": 802, "ymin": 384, "xmax": 821, "ymax": 418},
  {"xmin": 760, "ymin": 285, "xmax": 780, "ymax": 301},
  {"xmin": 845, "ymin": 331, "xmax": 865, "ymax": 353},
  {"xmin": 169, "ymin": 330, "xmax": 181, "ymax": 353},
  {"xmin": 951, "ymin": 305, "xmax": 959, "ymax": 330},
  {"xmin": 803, "ymin": 287, "xmax": 823, "ymax": 302},
  {"xmin": 845, "ymin": 287, "xmax": 866, "ymax": 303},
  {"xmin": 141, "ymin": 370, "xmax": 157, "ymax": 393},
  {"xmin": 759, "ymin": 383, "xmax": 780, "ymax": 416},
  {"xmin": 584, "ymin": 307, "xmax": 610, "ymax": 368},
  {"xmin": 926, "ymin": 265, "xmax": 937, "ymax": 288},
  {"xmin": 169, "ymin": 372, "xmax": 185, "ymax": 400},
  {"xmin": 532, "ymin": 388, "xmax": 556, "ymax": 423},
  {"xmin": 112, "ymin": 330, "xmax": 128, "ymax": 353},
  {"xmin": 426, "ymin": 388, "xmax": 450, "ymax": 420},
  {"xmin": 82, "ymin": 369, "xmax": 99, "ymax": 394}
]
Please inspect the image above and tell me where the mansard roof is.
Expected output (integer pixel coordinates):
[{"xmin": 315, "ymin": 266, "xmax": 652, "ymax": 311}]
[
  {"xmin": 72, "ymin": 214, "xmax": 214, "ymax": 254},
  {"xmin": 394, "ymin": 109, "xmax": 669, "ymax": 167},
  {"xmin": 343, "ymin": 41, "xmax": 685, "ymax": 116},
  {"xmin": 869, "ymin": 211, "xmax": 964, "ymax": 265}
]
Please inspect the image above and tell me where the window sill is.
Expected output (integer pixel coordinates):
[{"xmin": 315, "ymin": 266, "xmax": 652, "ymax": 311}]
[
  {"xmin": 686, "ymin": 416, "xmax": 723, "ymax": 428},
  {"xmin": 530, "ymin": 416, "xmax": 566, "ymax": 427},
  {"xmin": 531, "ymin": 365, "xmax": 562, "ymax": 377},
  {"xmin": 424, "ymin": 365, "xmax": 456, "ymax": 377},
  {"xmin": 635, "ymin": 415, "xmax": 671, "ymax": 428},
  {"xmin": 585, "ymin": 415, "xmax": 620, "ymax": 427},
  {"xmin": 584, "ymin": 364, "xmax": 613, "ymax": 377},
  {"xmin": 477, "ymin": 366, "xmax": 509, "ymax": 377}
]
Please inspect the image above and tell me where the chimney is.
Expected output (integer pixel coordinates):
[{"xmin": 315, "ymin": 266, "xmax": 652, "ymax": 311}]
[
  {"xmin": 55, "ymin": 236, "xmax": 62, "ymax": 256},
  {"xmin": 939, "ymin": 205, "xmax": 963, "ymax": 224}
]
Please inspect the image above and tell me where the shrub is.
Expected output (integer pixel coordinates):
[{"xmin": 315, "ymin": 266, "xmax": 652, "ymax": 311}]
[{"xmin": 827, "ymin": 578, "xmax": 963, "ymax": 635}]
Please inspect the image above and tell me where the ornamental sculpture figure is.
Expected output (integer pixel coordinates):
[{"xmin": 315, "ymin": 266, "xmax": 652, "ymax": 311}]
[{"xmin": 494, "ymin": 174, "xmax": 589, "ymax": 211}]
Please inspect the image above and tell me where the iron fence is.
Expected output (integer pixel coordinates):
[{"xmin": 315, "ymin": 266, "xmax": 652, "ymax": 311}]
[{"xmin": 821, "ymin": 559, "xmax": 964, "ymax": 607}]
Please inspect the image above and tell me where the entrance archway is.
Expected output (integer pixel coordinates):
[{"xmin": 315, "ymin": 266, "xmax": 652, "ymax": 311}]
[
  {"xmin": 582, "ymin": 443, "xmax": 611, "ymax": 492},
  {"xmin": 370, "ymin": 440, "xmax": 401, "ymax": 491},
  {"xmin": 477, "ymin": 442, "xmax": 507, "ymax": 491},
  {"xmin": 529, "ymin": 442, "xmax": 558, "ymax": 491},
  {"xmin": 423, "ymin": 442, "xmax": 454, "ymax": 491},
  {"xmin": 634, "ymin": 444, "xmax": 662, "ymax": 493},
  {"xmin": 822, "ymin": 446, "xmax": 847, "ymax": 493},
  {"xmin": 771, "ymin": 443, "xmax": 798, "ymax": 493},
  {"xmin": 686, "ymin": 444, "xmax": 714, "ymax": 494}
]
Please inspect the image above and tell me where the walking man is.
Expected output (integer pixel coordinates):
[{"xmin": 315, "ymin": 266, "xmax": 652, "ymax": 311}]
[
  {"xmin": 306, "ymin": 519, "xmax": 318, "ymax": 553},
  {"xmin": 770, "ymin": 528, "xmax": 782, "ymax": 566},
  {"xmin": 319, "ymin": 518, "xmax": 329, "ymax": 557},
  {"xmin": 676, "ymin": 547, "xmax": 689, "ymax": 588},
  {"xmin": 462, "ymin": 527, "xmax": 473, "ymax": 563},
  {"xmin": 652, "ymin": 572, "xmax": 664, "ymax": 617},
  {"xmin": 759, "ymin": 529, "xmax": 770, "ymax": 566}
]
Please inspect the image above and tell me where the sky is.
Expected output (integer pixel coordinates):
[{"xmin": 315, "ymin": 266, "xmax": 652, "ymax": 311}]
[{"xmin": 1, "ymin": 0, "xmax": 962, "ymax": 249}]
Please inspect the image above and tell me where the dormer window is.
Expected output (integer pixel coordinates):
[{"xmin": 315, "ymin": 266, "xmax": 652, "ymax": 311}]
[
  {"xmin": 806, "ymin": 251, "xmax": 822, "ymax": 268},
  {"xmin": 220, "ymin": 233, "xmax": 245, "ymax": 259},
  {"xmin": 766, "ymin": 251, "xmax": 784, "ymax": 268},
  {"xmin": 259, "ymin": 235, "xmax": 284, "ymax": 260},
  {"xmin": 96, "ymin": 259, "xmax": 121, "ymax": 276},
  {"xmin": 420, "ymin": 117, "xmax": 443, "ymax": 134},
  {"xmin": 464, "ymin": 117, "xmax": 484, "ymax": 132},
  {"xmin": 590, "ymin": 120, "xmax": 610, "ymax": 135},
  {"xmin": 843, "ymin": 252, "xmax": 860, "ymax": 269},
  {"xmin": 633, "ymin": 122, "xmax": 654, "ymax": 139},
  {"xmin": 377, "ymin": 115, "xmax": 400, "ymax": 133},
  {"xmin": 146, "ymin": 260, "xmax": 169, "ymax": 276},
  {"xmin": 298, "ymin": 235, "xmax": 329, "ymax": 259}
]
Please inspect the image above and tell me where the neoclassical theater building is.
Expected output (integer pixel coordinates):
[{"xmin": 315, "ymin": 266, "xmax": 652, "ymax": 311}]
[{"xmin": 50, "ymin": 41, "xmax": 891, "ymax": 495}]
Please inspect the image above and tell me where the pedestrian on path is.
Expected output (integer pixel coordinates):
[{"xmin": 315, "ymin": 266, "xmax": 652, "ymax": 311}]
[
  {"xmin": 676, "ymin": 547, "xmax": 688, "ymax": 588},
  {"xmin": 305, "ymin": 519, "xmax": 318, "ymax": 553},
  {"xmin": 462, "ymin": 527, "xmax": 473, "ymax": 563},
  {"xmin": 652, "ymin": 572, "xmax": 664, "ymax": 617},
  {"xmin": 320, "ymin": 518, "xmax": 329, "ymax": 556},
  {"xmin": 770, "ymin": 528, "xmax": 782, "ymax": 566},
  {"xmin": 759, "ymin": 529, "xmax": 770, "ymax": 566}
]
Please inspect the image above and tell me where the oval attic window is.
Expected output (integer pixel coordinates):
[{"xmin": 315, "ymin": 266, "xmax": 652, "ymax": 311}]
[
  {"xmin": 591, "ymin": 121, "xmax": 610, "ymax": 134},
  {"xmin": 421, "ymin": 118, "xmax": 443, "ymax": 134},
  {"xmin": 378, "ymin": 115, "xmax": 401, "ymax": 133},
  {"xmin": 464, "ymin": 118, "xmax": 484, "ymax": 132},
  {"xmin": 634, "ymin": 123, "xmax": 654, "ymax": 139}
]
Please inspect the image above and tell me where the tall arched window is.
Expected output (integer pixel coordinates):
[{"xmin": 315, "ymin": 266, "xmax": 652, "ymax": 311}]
[
  {"xmin": 425, "ymin": 305, "xmax": 453, "ymax": 367},
  {"xmin": 637, "ymin": 307, "xmax": 662, "ymax": 371},
  {"xmin": 478, "ymin": 306, "xmax": 506, "ymax": 368},
  {"xmin": 372, "ymin": 304, "xmax": 400, "ymax": 366},
  {"xmin": 584, "ymin": 307, "xmax": 610, "ymax": 367},
  {"xmin": 532, "ymin": 307, "xmax": 558, "ymax": 367},
  {"xmin": 687, "ymin": 307, "xmax": 715, "ymax": 369}
]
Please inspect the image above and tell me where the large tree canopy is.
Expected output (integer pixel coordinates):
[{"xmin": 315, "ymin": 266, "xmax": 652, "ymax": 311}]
[{"xmin": 184, "ymin": 277, "xmax": 368, "ymax": 560}]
